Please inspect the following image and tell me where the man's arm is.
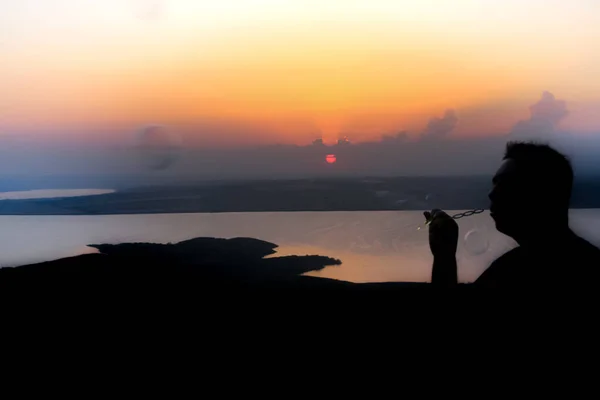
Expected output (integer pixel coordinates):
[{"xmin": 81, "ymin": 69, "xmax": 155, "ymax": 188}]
[
  {"xmin": 425, "ymin": 210, "xmax": 459, "ymax": 287},
  {"xmin": 432, "ymin": 254, "xmax": 458, "ymax": 287}
]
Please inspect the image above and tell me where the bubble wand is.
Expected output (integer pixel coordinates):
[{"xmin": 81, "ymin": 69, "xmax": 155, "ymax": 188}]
[{"xmin": 418, "ymin": 209, "xmax": 485, "ymax": 230}]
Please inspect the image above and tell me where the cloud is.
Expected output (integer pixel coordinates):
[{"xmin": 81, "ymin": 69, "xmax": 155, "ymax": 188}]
[
  {"xmin": 510, "ymin": 91, "xmax": 568, "ymax": 138},
  {"xmin": 136, "ymin": 125, "xmax": 182, "ymax": 171},
  {"xmin": 530, "ymin": 91, "xmax": 568, "ymax": 124},
  {"xmin": 381, "ymin": 131, "xmax": 408, "ymax": 143},
  {"xmin": 7, "ymin": 91, "xmax": 600, "ymax": 180},
  {"xmin": 511, "ymin": 118, "xmax": 555, "ymax": 138},
  {"xmin": 421, "ymin": 109, "xmax": 458, "ymax": 140},
  {"xmin": 5, "ymin": 131, "xmax": 600, "ymax": 180}
]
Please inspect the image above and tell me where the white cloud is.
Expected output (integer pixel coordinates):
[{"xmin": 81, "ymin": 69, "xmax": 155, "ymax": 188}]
[
  {"xmin": 510, "ymin": 91, "xmax": 568, "ymax": 138},
  {"xmin": 421, "ymin": 109, "xmax": 458, "ymax": 140}
]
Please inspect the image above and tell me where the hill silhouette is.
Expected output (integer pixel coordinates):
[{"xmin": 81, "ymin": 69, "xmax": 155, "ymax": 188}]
[
  {"xmin": 0, "ymin": 237, "xmax": 350, "ymax": 293},
  {"xmin": 0, "ymin": 236, "xmax": 433, "ymax": 298}
]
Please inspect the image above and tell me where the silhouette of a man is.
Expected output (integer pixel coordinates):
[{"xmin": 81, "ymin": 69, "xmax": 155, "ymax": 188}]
[{"xmin": 426, "ymin": 142, "xmax": 600, "ymax": 287}]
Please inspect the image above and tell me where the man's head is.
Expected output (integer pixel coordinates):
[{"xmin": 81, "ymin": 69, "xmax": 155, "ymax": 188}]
[{"xmin": 489, "ymin": 142, "xmax": 573, "ymax": 242}]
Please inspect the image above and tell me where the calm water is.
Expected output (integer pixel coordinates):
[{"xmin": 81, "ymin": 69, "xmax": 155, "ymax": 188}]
[{"xmin": 1, "ymin": 210, "xmax": 599, "ymax": 283}]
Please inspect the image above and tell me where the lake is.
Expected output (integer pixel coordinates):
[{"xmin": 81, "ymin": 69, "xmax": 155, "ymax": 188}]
[{"xmin": 1, "ymin": 210, "xmax": 599, "ymax": 283}]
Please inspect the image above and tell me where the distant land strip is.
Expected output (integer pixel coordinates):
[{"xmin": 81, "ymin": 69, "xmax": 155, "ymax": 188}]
[{"xmin": 0, "ymin": 177, "xmax": 598, "ymax": 215}]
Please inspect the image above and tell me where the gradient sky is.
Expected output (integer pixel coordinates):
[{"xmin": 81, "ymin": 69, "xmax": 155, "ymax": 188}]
[{"xmin": 2, "ymin": 0, "xmax": 600, "ymax": 146}]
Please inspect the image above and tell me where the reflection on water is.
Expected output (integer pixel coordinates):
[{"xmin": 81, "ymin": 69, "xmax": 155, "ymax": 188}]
[{"xmin": 0, "ymin": 210, "xmax": 599, "ymax": 283}]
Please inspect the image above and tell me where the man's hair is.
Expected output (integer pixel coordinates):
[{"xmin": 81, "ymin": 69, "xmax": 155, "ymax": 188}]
[{"xmin": 504, "ymin": 141, "xmax": 573, "ymax": 207}]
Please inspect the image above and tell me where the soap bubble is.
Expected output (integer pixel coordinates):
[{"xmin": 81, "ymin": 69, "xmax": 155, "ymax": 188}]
[
  {"xmin": 136, "ymin": 125, "xmax": 182, "ymax": 170},
  {"xmin": 424, "ymin": 193, "xmax": 437, "ymax": 205},
  {"xmin": 464, "ymin": 229, "xmax": 489, "ymax": 255},
  {"xmin": 134, "ymin": 0, "xmax": 166, "ymax": 21}
]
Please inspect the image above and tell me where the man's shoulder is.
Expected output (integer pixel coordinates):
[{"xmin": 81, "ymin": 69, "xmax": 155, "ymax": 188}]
[
  {"xmin": 489, "ymin": 247, "xmax": 524, "ymax": 268},
  {"xmin": 569, "ymin": 235, "xmax": 600, "ymax": 267},
  {"xmin": 475, "ymin": 247, "xmax": 523, "ymax": 285},
  {"xmin": 476, "ymin": 234, "xmax": 600, "ymax": 286},
  {"xmin": 571, "ymin": 235, "xmax": 600, "ymax": 255}
]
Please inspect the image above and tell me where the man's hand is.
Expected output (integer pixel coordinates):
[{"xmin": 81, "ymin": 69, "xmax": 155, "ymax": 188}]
[
  {"xmin": 425, "ymin": 209, "xmax": 459, "ymax": 286},
  {"xmin": 424, "ymin": 209, "xmax": 459, "ymax": 258}
]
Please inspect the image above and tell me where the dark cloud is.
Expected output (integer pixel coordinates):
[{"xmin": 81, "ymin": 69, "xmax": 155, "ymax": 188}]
[
  {"xmin": 136, "ymin": 125, "xmax": 183, "ymax": 171},
  {"xmin": 510, "ymin": 91, "xmax": 568, "ymax": 138},
  {"xmin": 381, "ymin": 131, "xmax": 408, "ymax": 143},
  {"xmin": 421, "ymin": 109, "xmax": 458, "ymax": 140},
  {"xmin": 5, "ymin": 132, "xmax": 600, "ymax": 180}
]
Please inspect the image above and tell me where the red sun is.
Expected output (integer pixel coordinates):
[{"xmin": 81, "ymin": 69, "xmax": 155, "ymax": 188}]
[{"xmin": 326, "ymin": 154, "xmax": 337, "ymax": 164}]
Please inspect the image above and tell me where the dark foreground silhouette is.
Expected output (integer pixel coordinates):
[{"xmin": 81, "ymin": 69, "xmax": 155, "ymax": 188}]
[
  {"xmin": 428, "ymin": 142, "xmax": 600, "ymax": 287},
  {"xmin": 0, "ymin": 237, "xmax": 429, "ymax": 296}
]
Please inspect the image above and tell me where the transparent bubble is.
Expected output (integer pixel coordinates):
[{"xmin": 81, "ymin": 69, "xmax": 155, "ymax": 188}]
[
  {"xmin": 136, "ymin": 125, "xmax": 182, "ymax": 171},
  {"xmin": 464, "ymin": 229, "xmax": 489, "ymax": 255},
  {"xmin": 135, "ymin": 0, "xmax": 166, "ymax": 21},
  {"xmin": 425, "ymin": 193, "xmax": 433, "ymax": 202}
]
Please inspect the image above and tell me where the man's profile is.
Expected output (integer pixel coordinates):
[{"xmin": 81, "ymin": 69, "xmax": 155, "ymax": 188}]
[{"xmin": 427, "ymin": 141, "xmax": 600, "ymax": 287}]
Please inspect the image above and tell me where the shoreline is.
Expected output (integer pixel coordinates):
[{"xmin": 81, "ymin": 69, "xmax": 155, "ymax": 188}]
[{"xmin": 0, "ymin": 189, "xmax": 116, "ymax": 201}]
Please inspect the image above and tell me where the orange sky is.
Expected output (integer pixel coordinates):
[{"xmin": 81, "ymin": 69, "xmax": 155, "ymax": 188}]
[{"xmin": 2, "ymin": 0, "xmax": 600, "ymax": 146}]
